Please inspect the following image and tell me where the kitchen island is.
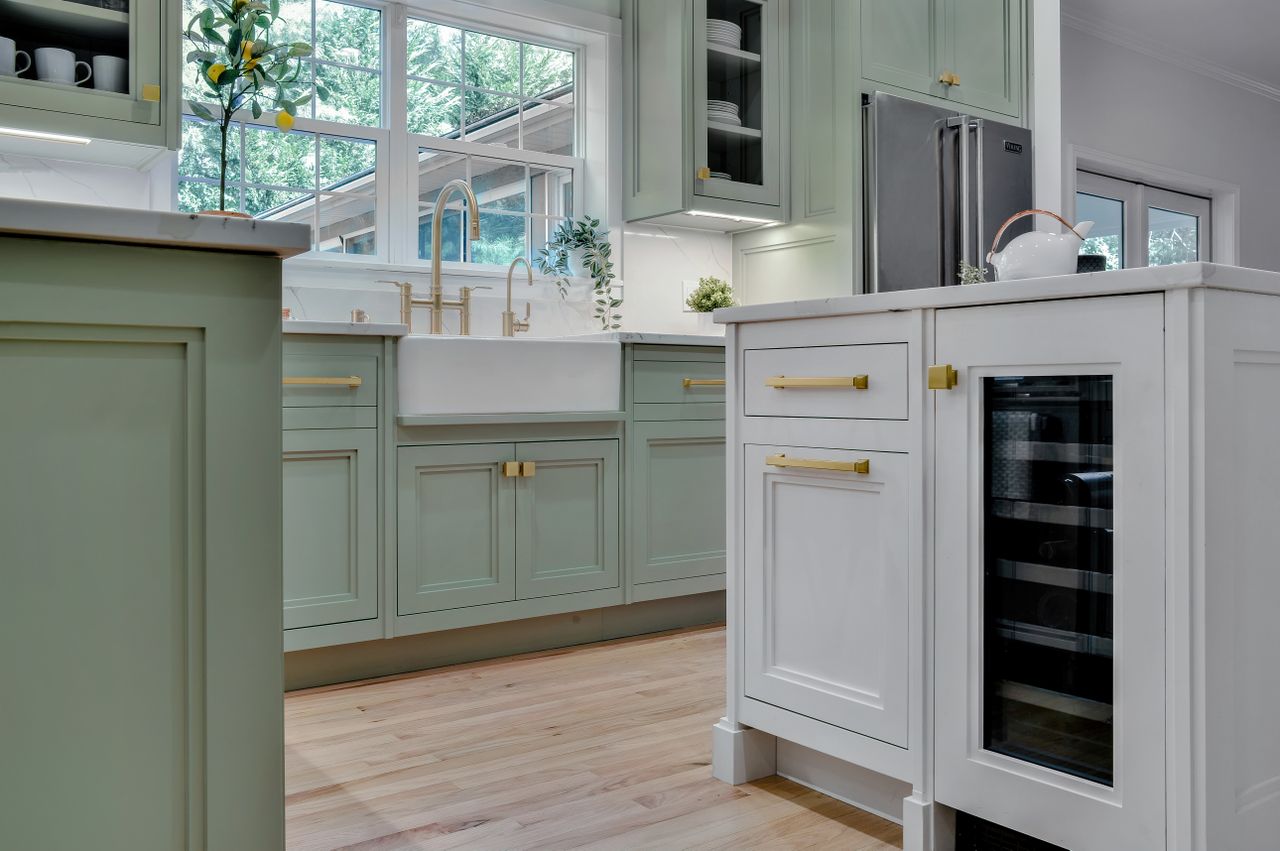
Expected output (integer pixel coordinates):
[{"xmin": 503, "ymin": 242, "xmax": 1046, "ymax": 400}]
[
  {"xmin": 712, "ymin": 263, "xmax": 1280, "ymax": 851},
  {"xmin": 0, "ymin": 199, "xmax": 308, "ymax": 851}
]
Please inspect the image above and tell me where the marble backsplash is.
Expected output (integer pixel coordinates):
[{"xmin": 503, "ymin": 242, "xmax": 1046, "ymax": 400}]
[{"xmin": 283, "ymin": 221, "xmax": 733, "ymax": 336}]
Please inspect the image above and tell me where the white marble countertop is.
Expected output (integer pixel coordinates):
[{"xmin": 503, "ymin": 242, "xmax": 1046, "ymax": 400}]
[
  {"xmin": 0, "ymin": 198, "xmax": 310, "ymax": 258},
  {"xmin": 715, "ymin": 263, "xmax": 1280, "ymax": 324},
  {"xmin": 283, "ymin": 319, "xmax": 410, "ymax": 336},
  {"xmin": 564, "ymin": 331, "xmax": 726, "ymax": 347}
]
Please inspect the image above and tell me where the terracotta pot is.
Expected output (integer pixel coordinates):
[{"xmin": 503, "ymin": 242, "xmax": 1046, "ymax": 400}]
[{"xmin": 196, "ymin": 210, "xmax": 253, "ymax": 219}]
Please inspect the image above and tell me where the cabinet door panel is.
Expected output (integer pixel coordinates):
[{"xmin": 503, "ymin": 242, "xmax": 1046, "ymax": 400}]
[
  {"xmin": 692, "ymin": 0, "xmax": 783, "ymax": 207},
  {"xmin": 860, "ymin": 0, "xmax": 943, "ymax": 97},
  {"xmin": 934, "ymin": 295, "xmax": 1165, "ymax": 850},
  {"xmin": 946, "ymin": 0, "xmax": 1022, "ymax": 117},
  {"xmin": 516, "ymin": 440, "xmax": 620, "ymax": 599},
  {"xmin": 398, "ymin": 444, "xmax": 516, "ymax": 614},
  {"xmin": 632, "ymin": 420, "xmax": 726, "ymax": 584},
  {"xmin": 744, "ymin": 443, "xmax": 910, "ymax": 746},
  {"xmin": 283, "ymin": 429, "xmax": 378, "ymax": 629}
]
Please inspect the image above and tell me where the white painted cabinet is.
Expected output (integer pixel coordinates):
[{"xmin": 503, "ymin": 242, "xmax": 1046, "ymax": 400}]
[
  {"xmin": 744, "ymin": 444, "xmax": 910, "ymax": 746},
  {"xmin": 716, "ymin": 265, "xmax": 1280, "ymax": 851}
]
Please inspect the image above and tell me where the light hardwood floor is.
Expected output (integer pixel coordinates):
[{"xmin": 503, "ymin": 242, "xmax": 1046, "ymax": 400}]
[{"xmin": 285, "ymin": 625, "xmax": 903, "ymax": 850}]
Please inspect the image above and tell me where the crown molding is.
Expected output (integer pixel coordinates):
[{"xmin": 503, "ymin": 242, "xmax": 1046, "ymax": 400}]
[{"xmin": 1062, "ymin": 10, "xmax": 1280, "ymax": 105}]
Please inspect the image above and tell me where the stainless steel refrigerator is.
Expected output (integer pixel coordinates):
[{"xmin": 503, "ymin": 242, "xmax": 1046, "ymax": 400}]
[{"xmin": 863, "ymin": 91, "xmax": 1033, "ymax": 292}]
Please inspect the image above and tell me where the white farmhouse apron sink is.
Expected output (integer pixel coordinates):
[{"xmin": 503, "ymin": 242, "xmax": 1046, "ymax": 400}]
[{"xmin": 397, "ymin": 335, "xmax": 621, "ymax": 416}]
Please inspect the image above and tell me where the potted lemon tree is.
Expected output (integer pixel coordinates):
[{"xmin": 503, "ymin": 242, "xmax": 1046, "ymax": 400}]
[{"xmin": 184, "ymin": 0, "xmax": 323, "ymax": 215}]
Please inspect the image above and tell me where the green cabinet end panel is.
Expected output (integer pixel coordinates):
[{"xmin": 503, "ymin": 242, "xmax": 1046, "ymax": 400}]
[
  {"xmin": 398, "ymin": 443, "xmax": 517, "ymax": 614},
  {"xmin": 284, "ymin": 428, "xmax": 379, "ymax": 629},
  {"xmin": 1, "ymin": 236, "xmax": 284, "ymax": 849},
  {"xmin": 516, "ymin": 440, "xmax": 621, "ymax": 599},
  {"xmin": 631, "ymin": 420, "xmax": 727, "ymax": 585}
]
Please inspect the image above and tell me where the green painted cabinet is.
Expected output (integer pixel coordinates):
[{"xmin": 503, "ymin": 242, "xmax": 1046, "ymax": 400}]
[
  {"xmin": 860, "ymin": 0, "xmax": 943, "ymax": 99},
  {"xmin": 397, "ymin": 443, "xmax": 517, "ymax": 615},
  {"xmin": 516, "ymin": 440, "xmax": 621, "ymax": 599},
  {"xmin": 623, "ymin": 0, "xmax": 788, "ymax": 230},
  {"xmin": 0, "ymin": 0, "xmax": 179, "ymax": 147},
  {"xmin": 397, "ymin": 439, "xmax": 621, "ymax": 615},
  {"xmin": 1, "ymin": 221, "xmax": 299, "ymax": 849},
  {"xmin": 860, "ymin": 0, "xmax": 1024, "ymax": 119},
  {"xmin": 945, "ymin": 0, "xmax": 1023, "ymax": 118},
  {"xmin": 630, "ymin": 419, "xmax": 726, "ymax": 585},
  {"xmin": 283, "ymin": 428, "xmax": 379, "ymax": 629}
]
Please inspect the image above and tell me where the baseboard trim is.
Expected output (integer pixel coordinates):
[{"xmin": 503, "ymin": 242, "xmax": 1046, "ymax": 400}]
[
  {"xmin": 284, "ymin": 591, "xmax": 725, "ymax": 690},
  {"xmin": 775, "ymin": 739, "xmax": 913, "ymax": 826}
]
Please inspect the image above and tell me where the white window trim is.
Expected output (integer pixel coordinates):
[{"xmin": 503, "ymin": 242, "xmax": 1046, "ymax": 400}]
[
  {"xmin": 1076, "ymin": 170, "xmax": 1211, "ymax": 269},
  {"xmin": 1065, "ymin": 144, "xmax": 1239, "ymax": 266},
  {"xmin": 178, "ymin": 0, "xmax": 616, "ymax": 284}
]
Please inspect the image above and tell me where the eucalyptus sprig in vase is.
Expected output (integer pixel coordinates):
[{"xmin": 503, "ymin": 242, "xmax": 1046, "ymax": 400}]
[{"xmin": 185, "ymin": 0, "xmax": 325, "ymax": 215}]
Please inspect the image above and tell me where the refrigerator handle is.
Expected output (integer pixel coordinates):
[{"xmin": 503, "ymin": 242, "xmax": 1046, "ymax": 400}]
[
  {"xmin": 973, "ymin": 118, "xmax": 986, "ymax": 270},
  {"xmin": 862, "ymin": 95, "xmax": 878, "ymax": 294},
  {"xmin": 957, "ymin": 116, "xmax": 971, "ymax": 274}
]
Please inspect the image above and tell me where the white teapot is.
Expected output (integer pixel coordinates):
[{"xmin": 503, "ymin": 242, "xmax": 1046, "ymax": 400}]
[{"xmin": 986, "ymin": 209, "xmax": 1094, "ymax": 281}]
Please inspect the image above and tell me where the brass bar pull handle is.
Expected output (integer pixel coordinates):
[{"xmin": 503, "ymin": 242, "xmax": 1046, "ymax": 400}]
[
  {"xmin": 521, "ymin": 461, "xmax": 536, "ymax": 478},
  {"xmin": 503, "ymin": 461, "xmax": 522, "ymax": 478},
  {"xmin": 683, "ymin": 378, "xmax": 726, "ymax": 388},
  {"xmin": 766, "ymin": 375, "xmax": 869, "ymax": 390},
  {"xmin": 766, "ymin": 454, "xmax": 870, "ymax": 475},
  {"xmin": 283, "ymin": 375, "xmax": 363, "ymax": 388}
]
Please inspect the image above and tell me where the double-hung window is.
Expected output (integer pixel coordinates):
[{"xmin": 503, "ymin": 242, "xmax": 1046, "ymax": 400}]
[
  {"xmin": 178, "ymin": 0, "xmax": 386, "ymax": 255},
  {"xmin": 1075, "ymin": 170, "xmax": 1211, "ymax": 270},
  {"xmin": 177, "ymin": 1, "xmax": 582, "ymax": 268}
]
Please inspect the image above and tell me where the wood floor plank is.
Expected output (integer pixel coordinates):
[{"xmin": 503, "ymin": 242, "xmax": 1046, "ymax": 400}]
[{"xmin": 285, "ymin": 625, "xmax": 903, "ymax": 850}]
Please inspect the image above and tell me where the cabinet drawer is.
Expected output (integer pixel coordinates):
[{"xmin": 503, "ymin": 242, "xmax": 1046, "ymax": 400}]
[
  {"xmin": 743, "ymin": 344, "xmax": 908, "ymax": 420},
  {"xmin": 283, "ymin": 353, "xmax": 378, "ymax": 407},
  {"xmin": 633, "ymin": 360, "xmax": 726, "ymax": 404}
]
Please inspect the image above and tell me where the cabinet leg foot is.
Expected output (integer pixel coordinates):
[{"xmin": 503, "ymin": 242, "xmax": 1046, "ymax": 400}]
[
  {"xmin": 902, "ymin": 793, "xmax": 955, "ymax": 851},
  {"xmin": 711, "ymin": 717, "xmax": 776, "ymax": 785}
]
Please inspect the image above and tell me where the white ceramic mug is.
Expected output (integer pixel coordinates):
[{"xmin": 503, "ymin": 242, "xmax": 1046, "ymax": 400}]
[
  {"xmin": 35, "ymin": 47, "xmax": 91, "ymax": 86},
  {"xmin": 0, "ymin": 37, "xmax": 31, "ymax": 78},
  {"xmin": 92, "ymin": 55, "xmax": 126, "ymax": 93}
]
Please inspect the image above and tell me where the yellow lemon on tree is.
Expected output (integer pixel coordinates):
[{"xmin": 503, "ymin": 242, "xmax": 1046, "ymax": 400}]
[
  {"xmin": 275, "ymin": 111, "xmax": 295, "ymax": 132},
  {"xmin": 242, "ymin": 40, "xmax": 254, "ymax": 60},
  {"xmin": 206, "ymin": 63, "xmax": 227, "ymax": 83}
]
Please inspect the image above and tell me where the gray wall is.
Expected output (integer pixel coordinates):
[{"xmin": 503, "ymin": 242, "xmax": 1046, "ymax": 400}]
[{"xmin": 1062, "ymin": 25, "xmax": 1280, "ymax": 272}]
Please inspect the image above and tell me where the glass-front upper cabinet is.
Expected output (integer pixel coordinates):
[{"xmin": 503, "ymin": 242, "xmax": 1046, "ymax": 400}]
[
  {"xmin": 0, "ymin": 0, "xmax": 174, "ymax": 146},
  {"xmin": 622, "ymin": 0, "xmax": 785, "ymax": 230},
  {"xmin": 933, "ymin": 296, "xmax": 1167, "ymax": 850},
  {"xmin": 692, "ymin": 0, "xmax": 780, "ymax": 208}
]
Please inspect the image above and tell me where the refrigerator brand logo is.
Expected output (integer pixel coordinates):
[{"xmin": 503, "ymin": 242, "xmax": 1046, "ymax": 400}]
[{"xmin": 1004, "ymin": 140, "xmax": 1024, "ymax": 155}]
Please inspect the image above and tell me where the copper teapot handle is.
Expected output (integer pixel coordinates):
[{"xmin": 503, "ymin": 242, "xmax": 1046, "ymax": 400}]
[{"xmin": 987, "ymin": 209, "xmax": 1087, "ymax": 263}]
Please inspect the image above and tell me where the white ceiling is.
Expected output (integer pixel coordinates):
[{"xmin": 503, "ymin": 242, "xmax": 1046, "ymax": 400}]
[{"xmin": 1062, "ymin": 0, "xmax": 1280, "ymax": 92}]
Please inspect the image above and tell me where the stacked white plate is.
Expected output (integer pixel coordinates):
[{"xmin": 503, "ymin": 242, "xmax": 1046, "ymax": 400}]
[
  {"xmin": 706, "ymin": 18, "xmax": 742, "ymax": 49},
  {"xmin": 707, "ymin": 99, "xmax": 741, "ymax": 126},
  {"xmin": 708, "ymin": 170, "xmax": 733, "ymax": 181}
]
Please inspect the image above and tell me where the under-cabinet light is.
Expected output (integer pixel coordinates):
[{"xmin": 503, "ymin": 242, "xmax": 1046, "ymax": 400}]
[
  {"xmin": 685, "ymin": 209, "xmax": 781, "ymax": 225},
  {"xmin": 0, "ymin": 126, "xmax": 92, "ymax": 145}
]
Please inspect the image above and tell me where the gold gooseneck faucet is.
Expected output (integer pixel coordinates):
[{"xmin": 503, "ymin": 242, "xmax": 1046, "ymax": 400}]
[
  {"xmin": 386, "ymin": 179, "xmax": 485, "ymax": 335},
  {"xmin": 503, "ymin": 257, "xmax": 533, "ymax": 337}
]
